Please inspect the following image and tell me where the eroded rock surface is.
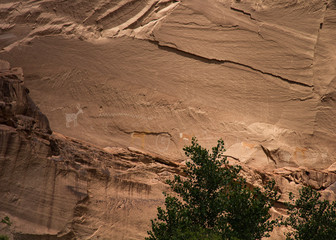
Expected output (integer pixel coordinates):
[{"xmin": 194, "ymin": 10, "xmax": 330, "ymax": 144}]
[
  {"xmin": 1, "ymin": 0, "xmax": 336, "ymax": 171},
  {"xmin": 1, "ymin": 0, "xmax": 336, "ymax": 239},
  {"xmin": 0, "ymin": 61, "xmax": 181, "ymax": 239},
  {"xmin": 0, "ymin": 65, "xmax": 335, "ymax": 240}
]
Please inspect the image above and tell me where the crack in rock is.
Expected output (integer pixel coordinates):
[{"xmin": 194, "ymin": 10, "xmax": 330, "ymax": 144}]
[
  {"xmin": 149, "ymin": 40, "xmax": 313, "ymax": 88},
  {"xmin": 312, "ymin": 0, "xmax": 329, "ymax": 66},
  {"xmin": 230, "ymin": 6, "xmax": 257, "ymax": 21}
]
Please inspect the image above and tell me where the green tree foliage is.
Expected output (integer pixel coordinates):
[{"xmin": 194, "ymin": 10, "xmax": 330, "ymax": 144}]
[
  {"xmin": 146, "ymin": 137, "xmax": 280, "ymax": 240},
  {"xmin": 0, "ymin": 217, "xmax": 11, "ymax": 227},
  {"xmin": 0, "ymin": 216, "xmax": 11, "ymax": 240},
  {"xmin": 284, "ymin": 186, "xmax": 336, "ymax": 240}
]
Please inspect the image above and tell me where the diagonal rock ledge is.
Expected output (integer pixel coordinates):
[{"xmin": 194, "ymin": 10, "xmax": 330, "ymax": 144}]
[{"xmin": 150, "ymin": 39, "xmax": 314, "ymax": 88}]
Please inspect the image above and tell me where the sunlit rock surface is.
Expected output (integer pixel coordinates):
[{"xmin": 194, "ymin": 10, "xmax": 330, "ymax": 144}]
[
  {"xmin": 1, "ymin": 0, "xmax": 336, "ymax": 170},
  {"xmin": 0, "ymin": 64, "xmax": 335, "ymax": 240},
  {"xmin": 0, "ymin": 61, "xmax": 181, "ymax": 239},
  {"xmin": 1, "ymin": 0, "xmax": 336, "ymax": 239}
]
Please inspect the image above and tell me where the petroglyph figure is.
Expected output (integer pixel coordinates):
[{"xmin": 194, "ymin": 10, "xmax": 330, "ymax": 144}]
[
  {"xmin": 65, "ymin": 104, "xmax": 83, "ymax": 128},
  {"xmin": 131, "ymin": 131, "xmax": 148, "ymax": 149},
  {"xmin": 156, "ymin": 134, "xmax": 170, "ymax": 152},
  {"xmin": 179, "ymin": 132, "xmax": 193, "ymax": 145}
]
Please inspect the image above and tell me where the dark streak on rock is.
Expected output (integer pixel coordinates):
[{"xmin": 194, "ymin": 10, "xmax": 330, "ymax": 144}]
[
  {"xmin": 149, "ymin": 40, "xmax": 313, "ymax": 88},
  {"xmin": 260, "ymin": 145, "xmax": 277, "ymax": 165},
  {"xmin": 230, "ymin": 6, "xmax": 256, "ymax": 21},
  {"xmin": 312, "ymin": 1, "xmax": 329, "ymax": 66},
  {"xmin": 47, "ymin": 163, "xmax": 57, "ymax": 230}
]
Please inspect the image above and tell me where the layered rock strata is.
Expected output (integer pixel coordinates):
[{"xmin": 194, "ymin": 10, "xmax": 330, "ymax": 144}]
[
  {"xmin": 0, "ymin": 63, "xmax": 336, "ymax": 239},
  {"xmin": 1, "ymin": 0, "xmax": 336, "ymax": 239},
  {"xmin": 0, "ymin": 62, "xmax": 178, "ymax": 239},
  {"xmin": 1, "ymin": 0, "xmax": 336, "ymax": 171}
]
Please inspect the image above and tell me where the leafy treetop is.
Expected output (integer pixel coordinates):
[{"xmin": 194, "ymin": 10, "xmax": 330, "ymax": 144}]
[{"xmin": 147, "ymin": 137, "xmax": 280, "ymax": 240}]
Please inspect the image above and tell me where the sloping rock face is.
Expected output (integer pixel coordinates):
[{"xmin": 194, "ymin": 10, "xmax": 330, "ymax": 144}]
[
  {"xmin": 0, "ymin": 61, "xmax": 51, "ymax": 133},
  {"xmin": 0, "ymin": 63, "xmax": 336, "ymax": 239},
  {"xmin": 1, "ymin": 0, "xmax": 336, "ymax": 239},
  {"xmin": 1, "ymin": 0, "xmax": 336, "ymax": 172},
  {"xmin": 0, "ymin": 62, "xmax": 179, "ymax": 239},
  {"xmin": 0, "ymin": 65, "xmax": 335, "ymax": 240}
]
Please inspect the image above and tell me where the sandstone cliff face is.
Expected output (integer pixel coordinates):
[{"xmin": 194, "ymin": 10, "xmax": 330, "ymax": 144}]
[
  {"xmin": 0, "ymin": 62, "xmax": 181, "ymax": 239},
  {"xmin": 1, "ymin": 0, "xmax": 336, "ymax": 172},
  {"xmin": 1, "ymin": 0, "xmax": 336, "ymax": 239},
  {"xmin": 0, "ymin": 63, "xmax": 336, "ymax": 240},
  {"xmin": 0, "ymin": 61, "xmax": 51, "ymax": 134}
]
